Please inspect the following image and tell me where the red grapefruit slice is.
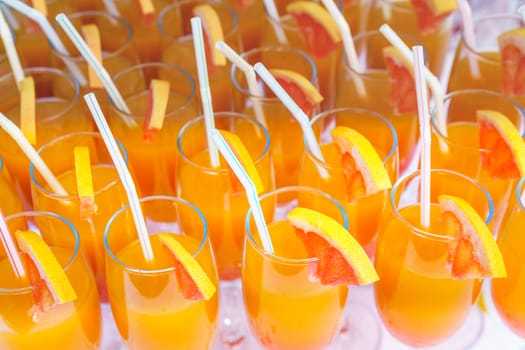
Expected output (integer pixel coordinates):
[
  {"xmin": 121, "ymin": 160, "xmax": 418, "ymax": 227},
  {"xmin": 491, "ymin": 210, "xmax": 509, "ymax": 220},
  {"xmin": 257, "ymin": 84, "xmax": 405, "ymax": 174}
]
[
  {"xmin": 498, "ymin": 28, "xmax": 525, "ymax": 97},
  {"xmin": 383, "ymin": 45, "xmax": 417, "ymax": 114},
  {"xmin": 410, "ymin": 0, "xmax": 457, "ymax": 35},
  {"xmin": 270, "ymin": 68, "xmax": 323, "ymax": 115}
]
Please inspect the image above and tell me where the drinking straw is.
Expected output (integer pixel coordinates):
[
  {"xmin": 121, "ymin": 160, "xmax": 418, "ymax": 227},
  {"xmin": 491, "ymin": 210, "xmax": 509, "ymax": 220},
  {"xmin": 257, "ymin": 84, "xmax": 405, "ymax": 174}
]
[
  {"xmin": 519, "ymin": 5, "xmax": 525, "ymax": 24},
  {"xmin": 84, "ymin": 93, "xmax": 154, "ymax": 261},
  {"xmin": 0, "ymin": 8, "xmax": 23, "ymax": 88},
  {"xmin": 263, "ymin": 0, "xmax": 287, "ymax": 44},
  {"xmin": 191, "ymin": 17, "xmax": 219, "ymax": 168},
  {"xmin": 413, "ymin": 45, "xmax": 431, "ymax": 228},
  {"xmin": 0, "ymin": 209, "xmax": 26, "ymax": 278},
  {"xmin": 253, "ymin": 62, "xmax": 329, "ymax": 179},
  {"xmin": 1, "ymin": 4, "xmax": 19, "ymax": 31},
  {"xmin": 210, "ymin": 129, "xmax": 274, "ymax": 254},
  {"xmin": 457, "ymin": 0, "xmax": 480, "ymax": 79},
  {"xmin": 379, "ymin": 24, "xmax": 448, "ymax": 152},
  {"xmin": 0, "ymin": 113, "xmax": 66, "ymax": 195},
  {"xmin": 102, "ymin": 0, "xmax": 121, "ymax": 18},
  {"xmin": 55, "ymin": 14, "xmax": 134, "ymax": 126},
  {"xmin": 320, "ymin": 0, "xmax": 365, "ymax": 97},
  {"xmin": 0, "ymin": 0, "xmax": 86, "ymax": 86},
  {"xmin": 215, "ymin": 40, "xmax": 266, "ymax": 128}
]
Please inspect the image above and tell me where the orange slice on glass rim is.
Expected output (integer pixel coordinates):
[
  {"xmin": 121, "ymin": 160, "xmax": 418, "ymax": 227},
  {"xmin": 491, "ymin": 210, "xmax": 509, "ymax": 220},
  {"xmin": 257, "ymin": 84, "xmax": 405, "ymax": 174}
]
[
  {"xmin": 143, "ymin": 79, "xmax": 170, "ymax": 142},
  {"xmin": 158, "ymin": 233, "xmax": 216, "ymax": 300},
  {"xmin": 81, "ymin": 24, "xmax": 103, "ymax": 89},
  {"xmin": 15, "ymin": 230, "xmax": 77, "ymax": 321},
  {"xmin": 383, "ymin": 45, "xmax": 417, "ymax": 114},
  {"xmin": 137, "ymin": 0, "xmax": 155, "ymax": 25},
  {"xmin": 288, "ymin": 207, "xmax": 379, "ymax": 286},
  {"xmin": 410, "ymin": 0, "xmax": 457, "ymax": 35},
  {"xmin": 74, "ymin": 146, "xmax": 97, "ymax": 220},
  {"xmin": 330, "ymin": 126, "xmax": 392, "ymax": 202},
  {"xmin": 193, "ymin": 4, "xmax": 227, "ymax": 69},
  {"xmin": 20, "ymin": 76, "xmax": 36, "ymax": 146},
  {"xmin": 439, "ymin": 195, "xmax": 507, "ymax": 279},
  {"xmin": 269, "ymin": 68, "xmax": 323, "ymax": 115},
  {"xmin": 498, "ymin": 28, "xmax": 525, "ymax": 97},
  {"xmin": 217, "ymin": 129, "xmax": 264, "ymax": 194},
  {"xmin": 477, "ymin": 109, "xmax": 525, "ymax": 179}
]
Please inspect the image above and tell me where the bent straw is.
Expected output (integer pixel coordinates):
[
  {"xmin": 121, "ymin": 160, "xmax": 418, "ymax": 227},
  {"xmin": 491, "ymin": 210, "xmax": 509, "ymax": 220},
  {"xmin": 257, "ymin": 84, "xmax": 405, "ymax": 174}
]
[
  {"xmin": 103, "ymin": 0, "xmax": 121, "ymax": 18},
  {"xmin": 413, "ymin": 46, "xmax": 431, "ymax": 228},
  {"xmin": 216, "ymin": 40, "xmax": 266, "ymax": 128},
  {"xmin": 0, "ymin": 210, "xmax": 26, "ymax": 278},
  {"xmin": 191, "ymin": 17, "xmax": 219, "ymax": 168},
  {"xmin": 0, "ymin": 9, "xmax": 23, "ymax": 87},
  {"xmin": 210, "ymin": 130, "xmax": 274, "ymax": 254},
  {"xmin": 253, "ymin": 62, "xmax": 329, "ymax": 179},
  {"xmin": 1, "ymin": 4, "xmax": 19, "ymax": 31},
  {"xmin": 0, "ymin": 0, "xmax": 86, "ymax": 86},
  {"xmin": 321, "ymin": 0, "xmax": 365, "ymax": 97},
  {"xmin": 55, "ymin": 13, "xmax": 135, "ymax": 127},
  {"xmin": 0, "ymin": 113, "xmax": 66, "ymax": 195},
  {"xmin": 84, "ymin": 93, "xmax": 154, "ymax": 261},
  {"xmin": 457, "ymin": 0, "xmax": 480, "ymax": 79},
  {"xmin": 263, "ymin": 0, "xmax": 287, "ymax": 44}
]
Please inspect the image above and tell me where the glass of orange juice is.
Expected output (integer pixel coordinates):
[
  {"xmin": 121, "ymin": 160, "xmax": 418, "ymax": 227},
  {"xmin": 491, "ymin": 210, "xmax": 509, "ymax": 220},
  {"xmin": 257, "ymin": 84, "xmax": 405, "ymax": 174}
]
[
  {"xmin": 0, "ymin": 156, "xmax": 24, "ymax": 216},
  {"xmin": 243, "ymin": 186, "xmax": 350, "ymax": 349},
  {"xmin": 104, "ymin": 195, "xmax": 219, "ymax": 349},
  {"xmin": 108, "ymin": 62, "xmax": 199, "ymax": 197},
  {"xmin": 29, "ymin": 131, "xmax": 128, "ymax": 300},
  {"xmin": 299, "ymin": 107, "xmax": 398, "ymax": 257},
  {"xmin": 224, "ymin": 0, "xmax": 264, "ymax": 51},
  {"xmin": 158, "ymin": 0, "xmax": 241, "ymax": 112},
  {"xmin": 0, "ymin": 210, "xmax": 101, "ymax": 349},
  {"xmin": 375, "ymin": 169, "xmax": 494, "ymax": 348},
  {"xmin": 0, "ymin": 67, "xmax": 92, "ymax": 202},
  {"xmin": 231, "ymin": 45, "xmax": 318, "ymax": 190}
]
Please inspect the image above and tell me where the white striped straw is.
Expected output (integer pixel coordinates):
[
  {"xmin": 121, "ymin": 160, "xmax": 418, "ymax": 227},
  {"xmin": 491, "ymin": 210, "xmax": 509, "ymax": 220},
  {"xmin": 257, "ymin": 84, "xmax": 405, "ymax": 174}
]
[{"xmin": 0, "ymin": 210, "xmax": 26, "ymax": 278}]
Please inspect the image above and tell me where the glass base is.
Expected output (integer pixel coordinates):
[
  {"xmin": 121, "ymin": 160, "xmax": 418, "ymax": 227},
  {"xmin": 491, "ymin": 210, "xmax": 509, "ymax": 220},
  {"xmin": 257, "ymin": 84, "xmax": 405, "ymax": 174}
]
[
  {"xmin": 333, "ymin": 301, "xmax": 383, "ymax": 350},
  {"xmin": 425, "ymin": 307, "xmax": 484, "ymax": 350}
]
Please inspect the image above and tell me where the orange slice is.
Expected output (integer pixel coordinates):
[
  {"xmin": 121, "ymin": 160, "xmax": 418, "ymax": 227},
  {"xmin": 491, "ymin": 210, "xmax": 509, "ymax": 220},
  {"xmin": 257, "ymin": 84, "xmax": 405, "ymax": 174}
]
[
  {"xmin": 15, "ymin": 230, "xmax": 77, "ymax": 321},
  {"xmin": 477, "ymin": 110, "xmax": 525, "ymax": 179},
  {"xmin": 410, "ymin": 0, "xmax": 457, "ymax": 35},
  {"xmin": 137, "ymin": 0, "xmax": 155, "ymax": 25},
  {"xmin": 269, "ymin": 68, "xmax": 323, "ymax": 115},
  {"xmin": 383, "ymin": 45, "xmax": 417, "ymax": 114},
  {"xmin": 286, "ymin": 1, "xmax": 342, "ymax": 58},
  {"xmin": 143, "ymin": 79, "xmax": 170, "ymax": 142},
  {"xmin": 158, "ymin": 233, "xmax": 216, "ymax": 300},
  {"xmin": 20, "ymin": 76, "xmax": 36, "ymax": 146},
  {"xmin": 81, "ymin": 24, "xmax": 103, "ymax": 89},
  {"xmin": 29, "ymin": 0, "xmax": 47, "ymax": 16},
  {"xmin": 439, "ymin": 195, "xmax": 506, "ymax": 279},
  {"xmin": 74, "ymin": 146, "xmax": 97, "ymax": 220},
  {"xmin": 288, "ymin": 207, "xmax": 379, "ymax": 286},
  {"xmin": 498, "ymin": 28, "xmax": 525, "ymax": 97},
  {"xmin": 217, "ymin": 129, "xmax": 264, "ymax": 194},
  {"xmin": 330, "ymin": 126, "xmax": 392, "ymax": 202},
  {"xmin": 193, "ymin": 4, "xmax": 227, "ymax": 69}
]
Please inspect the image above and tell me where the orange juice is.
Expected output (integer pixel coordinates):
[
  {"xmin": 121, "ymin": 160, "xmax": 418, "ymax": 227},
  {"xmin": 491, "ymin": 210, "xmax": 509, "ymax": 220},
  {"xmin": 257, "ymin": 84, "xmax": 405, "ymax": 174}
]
[
  {"xmin": 178, "ymin": 113, "xmax": 273, "ymax": 280},
  {"xmin": 0, "ymin": 157, "xmax": 23, "ymax": 216},
  {"xmin": 224, "ymin": 0, "xmax": 264, "ymax": 50}
]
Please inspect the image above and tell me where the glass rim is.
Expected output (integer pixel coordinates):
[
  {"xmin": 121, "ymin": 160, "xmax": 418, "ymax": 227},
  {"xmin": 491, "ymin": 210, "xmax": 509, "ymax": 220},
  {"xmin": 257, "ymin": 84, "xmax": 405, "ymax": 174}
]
[
  {"xmin": 230, "ymin": 45, "xmax": 318, "ymax": 98},
  {"xmin": 177, "ymin": 112, "xmax": 271, "ymax": 173},
  {"xmin": 29, "ymin": 131, "xmax": 129, "ymax": 200},
  {"xmin": 244, "ymin": 186, "xmax": 349, "ymax": 264},
  {"xmin": 389, "ymin": 169, "xmax": 495, "ymax": 242},
  {"xmin": 0, "ymin": 211, "xmax": 80, "ymax": 294},
  {"xmin": 103, "ymin": 195, "xmax": 209, "ymax": 275}
]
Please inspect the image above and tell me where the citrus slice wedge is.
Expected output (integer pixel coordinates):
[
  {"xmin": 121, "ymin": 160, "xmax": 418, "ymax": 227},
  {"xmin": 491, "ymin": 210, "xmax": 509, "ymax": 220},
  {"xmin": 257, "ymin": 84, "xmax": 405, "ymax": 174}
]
[
  {"xmin": 81, "ymin": 24, "xmax": 103, "ymax": 89},
  {"xmin": 330, "ymin": 126, "xmax": 392, "ymax": 201},
  {"xmin": 498, "ymin": 28, "xmax": 525, "ymax": 97},
  {"xmin": 383, "ymin": 45, "xmax": 417, "ymax": 114},
  {"xmin": 15, "ymin": 230, "xmax": 77, "ymax": 321},
  {"xmin": 29, "ymin": 0, "xmax": 47, "ymax": 16},
  {"xmin": 217, "ymin": 129, "xmax": 264, "ymax": 194},
  {"xmin": 193, "ymin": 4, "xmax": 227, "ymax": 68},
  {"xmin": 158, "ymin": 233, "xmax": 216, "ymax": 300},
  {"xmin": 74, "ymin": 146, "xmax": 97, "ymax": 220},
  {"xmin": 137, "ymin": 0, "xmax": 155, "ymax": 25},
  {"xmin": 269, "ymin": 68, "xmax": 323, "ymax": 115},
  {"xmin": 20, "ymin": 76, "xmax": 36, "ymax": 146},
  {"xmin": 477, "ymin": 110, "xmax": 525, "ymax": 179},
  {"xmin": 143, "ymin": 79, "xmax": 170, "ymax": 142},
  {"xmin": 410, "ymin": 0, "xmax": 457, "ymax": 35},
  {"xmin": 287, "ymin": 207, "xmax": 379, "ymax": 286},
  {"xmin": 439, "ymin": 195, "xmax": 506, "ymax": 279}
]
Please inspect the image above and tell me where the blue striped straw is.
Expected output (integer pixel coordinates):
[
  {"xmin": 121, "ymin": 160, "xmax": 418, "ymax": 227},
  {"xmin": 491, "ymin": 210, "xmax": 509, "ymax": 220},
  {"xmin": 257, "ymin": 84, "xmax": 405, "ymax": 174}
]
[{"xmin": 210, "ymin": 129, "xmax": 274, "ymax": 254}]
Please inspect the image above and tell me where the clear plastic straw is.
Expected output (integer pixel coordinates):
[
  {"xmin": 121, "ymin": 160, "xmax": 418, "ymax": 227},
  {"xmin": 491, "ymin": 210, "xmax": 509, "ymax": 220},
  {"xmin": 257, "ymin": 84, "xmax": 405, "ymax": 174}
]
[
  {"xmin": 321, "ymin": 0, "xmax": 365, "ymax": 97},
  {"xmin": 210, "ymin": 129, "xmax": 274, "ymax": 254},
  {"xmin": 83, "ymin": 93, "xmax": 154, "ymax": 261},
  {"xmin": 191, "ymin": 17, "xmax": 219, "ymax": 168},
  {"xmin": 457, "ymin": 0, "xmax": 480, "ymax": 79},
  {"xmin": 1, "ymin": 4, "xmax": 19, "ymax": 31},
  {"xmin": 263, "ymin": 0, "xmax": 287, "ymax": 44},
  {"xmin": 0, "ymin": 209, "xmax": 26, "ymax": 278},
  {"xmin": 0, "ymin": 9, "xmax": 23, "ymax": 87},
  {"xmin": 0, "ymin": 0, "xmax": 86, "ymax": 86},
  {"xmin": 216, "ymin": 40, "xmax": 266, "ymax": 128},
  {"xmin": 413, "ymin": 45, "xmax": 431, "ymax": 228},
  {"xmin": 102, "ymin": 0, "xmax": 121, "ymax": 19},
  {"xmin": 0, "ymin": 113, "xmax": 66, "ymax": 195}
]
